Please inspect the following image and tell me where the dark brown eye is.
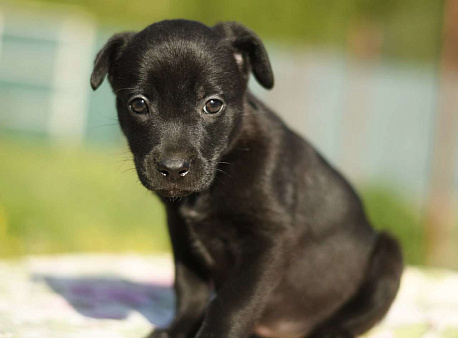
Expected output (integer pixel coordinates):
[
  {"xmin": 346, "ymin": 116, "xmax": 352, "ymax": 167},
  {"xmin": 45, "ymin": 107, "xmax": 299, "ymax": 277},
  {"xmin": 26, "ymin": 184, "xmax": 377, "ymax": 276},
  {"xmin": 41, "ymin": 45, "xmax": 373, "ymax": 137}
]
[
  {"xmin": 203, "ymin": 99, "xmax": 224, "ymax": 114},
  {"xmin": 129, "ymin": 98, "xmax": 148, "ymax": 114}
]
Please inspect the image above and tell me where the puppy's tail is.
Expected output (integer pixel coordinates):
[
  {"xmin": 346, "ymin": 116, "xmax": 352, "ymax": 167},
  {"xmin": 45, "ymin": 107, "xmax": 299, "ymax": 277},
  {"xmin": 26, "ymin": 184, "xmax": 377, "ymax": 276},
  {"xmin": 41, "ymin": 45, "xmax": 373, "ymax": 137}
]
[{"xmin": 309, "ymin": 232, "xmax": 403, "ymax": 337}]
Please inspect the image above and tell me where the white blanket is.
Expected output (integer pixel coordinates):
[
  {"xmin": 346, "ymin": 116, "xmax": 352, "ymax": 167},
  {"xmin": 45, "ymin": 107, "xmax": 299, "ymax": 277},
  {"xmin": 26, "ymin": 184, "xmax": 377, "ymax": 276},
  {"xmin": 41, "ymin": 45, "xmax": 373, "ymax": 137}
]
[{"xmin": 1, "ymin": 255, "xmax": 457, "ymax": 337}]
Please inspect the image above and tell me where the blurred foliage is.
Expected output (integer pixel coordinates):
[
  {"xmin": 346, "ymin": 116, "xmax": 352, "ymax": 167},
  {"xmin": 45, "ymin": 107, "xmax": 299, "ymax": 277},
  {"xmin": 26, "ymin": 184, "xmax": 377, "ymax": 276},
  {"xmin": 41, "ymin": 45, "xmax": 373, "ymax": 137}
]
[
  {"xmin": 361, "ymin": 186, "xmax": 426, "ymax": 265},
  {"xmin": 0, "ymin": 136, "xmax": 425, "ymax": 265},
  {"xmin": 20, "ymin": 0, "xmax": 444, "ymax": 62},
  {"xmin": 0, "ymin": 135, "xmax": 169, "ymax": 257}
]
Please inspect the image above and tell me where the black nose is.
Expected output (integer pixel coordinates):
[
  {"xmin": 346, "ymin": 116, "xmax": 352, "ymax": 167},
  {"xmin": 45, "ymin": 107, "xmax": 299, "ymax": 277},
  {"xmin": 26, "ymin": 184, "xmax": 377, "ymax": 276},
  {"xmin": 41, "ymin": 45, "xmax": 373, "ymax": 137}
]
[{"xmin": 158, "ymin": 159, "xmax": 190, "ymax": 179}]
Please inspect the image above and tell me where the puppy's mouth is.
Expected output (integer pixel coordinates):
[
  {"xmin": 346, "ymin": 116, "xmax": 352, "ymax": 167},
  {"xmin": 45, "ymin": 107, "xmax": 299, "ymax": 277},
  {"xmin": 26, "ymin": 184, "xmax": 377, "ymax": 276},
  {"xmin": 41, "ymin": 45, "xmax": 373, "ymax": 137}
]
[{"xmin": 157, "ymin": 188, "xmax": 192, "ymax": 198}]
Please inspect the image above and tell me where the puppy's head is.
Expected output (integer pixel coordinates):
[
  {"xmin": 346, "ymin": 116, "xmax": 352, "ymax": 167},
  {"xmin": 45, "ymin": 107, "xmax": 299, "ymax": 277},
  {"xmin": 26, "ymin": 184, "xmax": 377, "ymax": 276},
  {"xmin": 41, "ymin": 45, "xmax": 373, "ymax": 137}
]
[{"xmin": 91, "ymin": 20, "xmax": 273, "ymax": 197}]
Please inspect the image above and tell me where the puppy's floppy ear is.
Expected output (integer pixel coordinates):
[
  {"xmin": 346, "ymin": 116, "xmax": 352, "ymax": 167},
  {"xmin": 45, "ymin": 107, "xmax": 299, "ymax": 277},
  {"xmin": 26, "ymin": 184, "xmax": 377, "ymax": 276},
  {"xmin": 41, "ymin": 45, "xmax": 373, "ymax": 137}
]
[
  {"xmin": 90, "ymin": 32, "xmax": 135, "ymax": 91},
  {"xmin": 214, "ymin": 22, "xmax": 274, "ymax": 89}
]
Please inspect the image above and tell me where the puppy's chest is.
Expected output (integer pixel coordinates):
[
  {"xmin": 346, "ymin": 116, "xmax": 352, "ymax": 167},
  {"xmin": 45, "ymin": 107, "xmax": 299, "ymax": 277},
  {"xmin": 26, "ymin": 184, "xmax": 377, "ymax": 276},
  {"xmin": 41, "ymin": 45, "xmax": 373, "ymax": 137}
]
[{"xmin": 179, "ymin": 201, "xmax": 237, "ymax": 280}]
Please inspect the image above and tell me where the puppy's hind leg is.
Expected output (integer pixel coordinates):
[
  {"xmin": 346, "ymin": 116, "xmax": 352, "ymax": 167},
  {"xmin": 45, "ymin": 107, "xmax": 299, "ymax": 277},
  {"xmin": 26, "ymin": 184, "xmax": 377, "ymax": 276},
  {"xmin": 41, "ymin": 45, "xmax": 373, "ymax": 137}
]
[{"xmin": 308, "ymin": 232, "xmax": 403, "ymax": 338}]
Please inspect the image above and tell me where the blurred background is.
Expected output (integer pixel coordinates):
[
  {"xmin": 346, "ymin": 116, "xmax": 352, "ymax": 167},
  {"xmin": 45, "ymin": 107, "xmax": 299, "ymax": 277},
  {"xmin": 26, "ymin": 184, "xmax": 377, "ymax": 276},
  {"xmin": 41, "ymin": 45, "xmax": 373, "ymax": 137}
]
[{"xmin": 0, "ymin": 0, "xmax": 456, "ymax": 269}]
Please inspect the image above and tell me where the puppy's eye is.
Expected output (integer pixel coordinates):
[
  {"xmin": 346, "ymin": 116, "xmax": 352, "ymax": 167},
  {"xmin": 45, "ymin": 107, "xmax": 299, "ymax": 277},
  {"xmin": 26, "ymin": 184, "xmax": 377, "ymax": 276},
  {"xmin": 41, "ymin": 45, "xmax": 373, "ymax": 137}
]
[
  {"xmin": 129, "ymin": 98, "xmax": 148, "ymax": 114},
  {"xmin": 203, "ymin": 99, "xmax": 224, "ymax": 114}
]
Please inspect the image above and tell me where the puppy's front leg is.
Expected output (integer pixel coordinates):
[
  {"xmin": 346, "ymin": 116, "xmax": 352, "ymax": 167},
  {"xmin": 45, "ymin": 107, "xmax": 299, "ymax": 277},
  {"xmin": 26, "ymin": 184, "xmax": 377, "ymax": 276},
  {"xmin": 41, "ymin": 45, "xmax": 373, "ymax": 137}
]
[
  {"xmin": 153, "ymin": 261, "xmax": 210, "ymax": 338},
  {"xmin": 149, "ymin": 208, "xmax": 211, "ymax": 338},
  {"xmin": 195, "ymin": 238, "xmax": 284, "ymax": 338}
]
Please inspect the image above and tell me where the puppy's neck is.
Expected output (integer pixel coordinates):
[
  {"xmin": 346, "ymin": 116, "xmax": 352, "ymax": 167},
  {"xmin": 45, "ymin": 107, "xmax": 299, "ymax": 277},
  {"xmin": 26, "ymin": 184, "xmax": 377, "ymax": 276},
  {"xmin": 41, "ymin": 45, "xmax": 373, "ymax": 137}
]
[{"xmin": 222, "ymin": 91, "xmax": 280, "ymax": 163}]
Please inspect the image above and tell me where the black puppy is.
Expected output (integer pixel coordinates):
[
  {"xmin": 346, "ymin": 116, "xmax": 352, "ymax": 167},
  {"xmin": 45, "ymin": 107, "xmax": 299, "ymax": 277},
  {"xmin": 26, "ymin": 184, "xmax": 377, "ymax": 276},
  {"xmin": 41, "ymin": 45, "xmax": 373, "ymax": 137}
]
[{"xmin": 91, "ymin": 20, "xmax": 403, "ymax": 338}]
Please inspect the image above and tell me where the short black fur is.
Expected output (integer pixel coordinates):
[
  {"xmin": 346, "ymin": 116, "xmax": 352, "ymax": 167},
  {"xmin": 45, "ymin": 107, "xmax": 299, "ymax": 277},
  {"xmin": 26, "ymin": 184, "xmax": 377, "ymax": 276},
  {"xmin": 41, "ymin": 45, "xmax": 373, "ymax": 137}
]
[{"xmin": 91, "ymin": 19, "xmax": 403, "ymax": 338}]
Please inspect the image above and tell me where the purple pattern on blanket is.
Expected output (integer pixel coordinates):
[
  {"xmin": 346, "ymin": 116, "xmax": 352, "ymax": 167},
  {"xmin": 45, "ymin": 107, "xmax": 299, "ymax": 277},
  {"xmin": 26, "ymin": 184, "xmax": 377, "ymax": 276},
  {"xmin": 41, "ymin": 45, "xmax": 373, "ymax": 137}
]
[{"xmin": 33, "ymin": 274, "xmax": 175, "ymax": 327}]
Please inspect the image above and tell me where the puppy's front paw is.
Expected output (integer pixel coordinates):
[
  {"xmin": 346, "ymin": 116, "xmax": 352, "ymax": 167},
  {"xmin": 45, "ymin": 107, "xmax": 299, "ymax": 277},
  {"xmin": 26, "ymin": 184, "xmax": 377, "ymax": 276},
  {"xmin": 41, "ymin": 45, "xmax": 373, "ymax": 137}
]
[
  {"xmin": 146, "ymin": 329, "xmax": 187, "ymax": 338},
  {"xmin": 146, "ymin": 328, "xmax": 170, "ymax": 338}
]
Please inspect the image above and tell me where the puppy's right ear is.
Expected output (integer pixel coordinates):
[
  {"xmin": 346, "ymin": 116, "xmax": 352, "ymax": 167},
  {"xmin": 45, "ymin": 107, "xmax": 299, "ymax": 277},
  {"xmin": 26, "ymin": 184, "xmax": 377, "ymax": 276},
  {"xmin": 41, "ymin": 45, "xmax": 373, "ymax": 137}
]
[{"xmin": 90, "ymin": 32, "xmax": 135, "ymax": 91}]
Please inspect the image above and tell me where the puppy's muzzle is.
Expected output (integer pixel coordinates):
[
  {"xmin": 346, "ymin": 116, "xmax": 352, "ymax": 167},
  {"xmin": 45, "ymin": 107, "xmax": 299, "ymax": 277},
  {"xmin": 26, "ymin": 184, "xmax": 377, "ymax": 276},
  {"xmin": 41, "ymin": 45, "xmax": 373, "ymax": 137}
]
[{"xmin": 158, "ymin": 158, "xmax": 190, "ymax": 181}]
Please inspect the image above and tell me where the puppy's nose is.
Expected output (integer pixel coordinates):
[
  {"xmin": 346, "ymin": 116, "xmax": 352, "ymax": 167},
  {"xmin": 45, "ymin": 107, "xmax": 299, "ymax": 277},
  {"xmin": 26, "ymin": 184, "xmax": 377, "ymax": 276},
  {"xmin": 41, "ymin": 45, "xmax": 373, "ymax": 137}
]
[{"xmin": 158, "ymin": 159, "xmax": 190, "ymax": 179}]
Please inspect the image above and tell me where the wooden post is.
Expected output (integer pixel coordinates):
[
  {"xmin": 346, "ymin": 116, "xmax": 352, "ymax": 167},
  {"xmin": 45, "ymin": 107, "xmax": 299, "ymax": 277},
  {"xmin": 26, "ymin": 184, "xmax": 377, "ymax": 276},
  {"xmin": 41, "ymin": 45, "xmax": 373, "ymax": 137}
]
[{"xmin": 425, "ymin": 0, "xmax": 458, "ymax": 267}]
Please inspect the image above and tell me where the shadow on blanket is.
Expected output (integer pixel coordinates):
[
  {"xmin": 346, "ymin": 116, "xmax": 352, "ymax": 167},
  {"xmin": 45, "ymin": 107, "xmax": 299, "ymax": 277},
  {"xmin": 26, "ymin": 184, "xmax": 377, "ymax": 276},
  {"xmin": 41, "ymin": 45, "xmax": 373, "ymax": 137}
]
[{"xmin": 33, "ymin": 274, "xmax": 175, "ymax": 327}]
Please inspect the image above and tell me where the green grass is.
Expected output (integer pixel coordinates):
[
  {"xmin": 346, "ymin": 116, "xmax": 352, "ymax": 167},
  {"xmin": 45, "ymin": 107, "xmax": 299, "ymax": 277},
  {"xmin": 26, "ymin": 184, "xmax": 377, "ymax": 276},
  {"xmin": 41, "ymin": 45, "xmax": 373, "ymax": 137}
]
[
  {"xmin": 0, "ymin": 135, "xmax": 426, "ymax": 265},
  {"xmin": 15, "ymin": 0, "xmax": 444, "ymax": 63},
  {"xmin": 0, "ymin": 135, "xmax": 169, "ymax": 257},
  {"xmin": 361, "ymin": 186, "xmax": 426, "ymax": 265}
]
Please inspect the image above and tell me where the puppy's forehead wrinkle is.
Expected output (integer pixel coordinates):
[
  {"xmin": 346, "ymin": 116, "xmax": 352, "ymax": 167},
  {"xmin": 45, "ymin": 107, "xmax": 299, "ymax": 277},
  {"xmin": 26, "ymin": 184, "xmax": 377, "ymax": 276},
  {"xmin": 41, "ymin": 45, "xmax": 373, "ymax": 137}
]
[
  {"xmin": 137, "ymin": 48, "xmax": 214, "ymax": 95},
  {"xmin": 136, "ymin": 34, "xmax": 211, "ymax": 65},
  {"xmin": 126, "ymin": 35, "xmax": 237, "ymax": 87}
]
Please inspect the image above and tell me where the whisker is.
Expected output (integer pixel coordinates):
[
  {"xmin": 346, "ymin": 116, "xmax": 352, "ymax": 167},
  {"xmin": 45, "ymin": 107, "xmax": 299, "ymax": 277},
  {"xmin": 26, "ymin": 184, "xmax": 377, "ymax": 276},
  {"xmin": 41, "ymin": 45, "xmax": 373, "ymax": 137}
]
[
  {"xmin": 99, "ymin": 116, "xmax": 118, "ymax": 122},
  {"xmin": 88, "ymin": 123, "xmax": 119, "ymax": 130},
  {"xmin": 115, "ymin": 150, "xmax": 132, "ymax": 156},
  {"xmin": 117, "ymin": 156, "xmax": 133, "ymax": 168},
  {"xmin": 121, "ymin": 167, "xmax": 137, "ymax": 174},
  {"xmin": 216, "ymin": 168, "xmax": 232, "ymax": 178},
  {"xmin": 214, "ymin": 175, "xmax": 224, "ymax": 185},
  {"xmin": 117, "ymin": 159, "xmax": 132, "ymax": 164}
]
